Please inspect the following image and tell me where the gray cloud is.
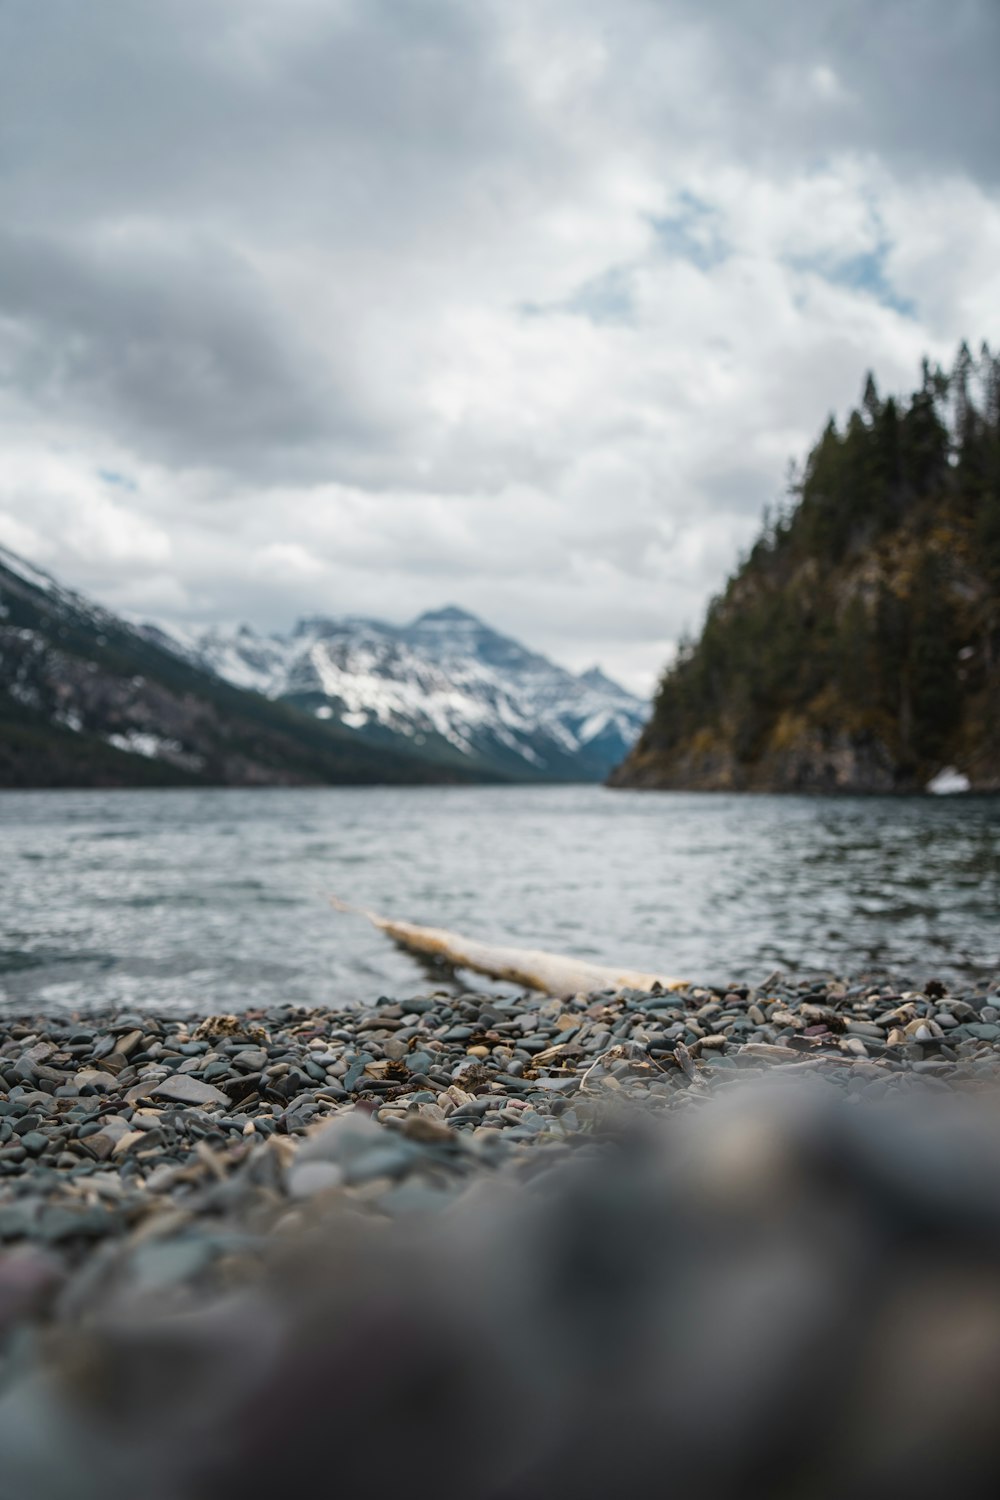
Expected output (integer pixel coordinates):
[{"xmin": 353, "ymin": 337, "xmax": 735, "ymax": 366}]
[
  {"xmin": 617, "ymin": 0, "xmax": 1000, "ymax": 185},
  {"xmin": 0, "ymin": 0, "xmax": 998, "ymax": 689},
  {"xmin": 0, "ymin": 227, "xmax": 379, "ymax": 473}
]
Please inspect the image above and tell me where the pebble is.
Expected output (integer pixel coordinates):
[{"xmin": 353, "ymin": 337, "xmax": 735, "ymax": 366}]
[
  {"xmin": 287, "ymin": 1161, "xmax": 344, "ymax": 1198},
  {"xmin": 151, "ymin": 1075, "xmax": 231, "ymax": 1107},
  {"xmin": 232, "ymin": 1048, "xmax": 268, "ymax": 1073}
]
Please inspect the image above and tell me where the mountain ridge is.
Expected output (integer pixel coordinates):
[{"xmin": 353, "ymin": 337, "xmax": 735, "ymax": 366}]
[
  {"xmin": 0, "ymin": 543, "xmax": 644, "ymax": 786},
  {"xmin": 167, "ymin": 605, "xmax": 646, "ymax": 782},
  {"xmin": 0, "ymin": 544, "xmax": 491, "ymax": 788}
]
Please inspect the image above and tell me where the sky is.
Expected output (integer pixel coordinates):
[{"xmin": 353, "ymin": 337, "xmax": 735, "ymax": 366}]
[{"xmin": 1, "ymin": 0, "xmax": 998, "ymax": 694}]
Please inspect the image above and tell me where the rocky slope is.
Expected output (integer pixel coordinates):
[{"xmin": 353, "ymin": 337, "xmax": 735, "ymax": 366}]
[
  {"xmin": 612, "ymin": 344, "xmax": 1000, "ymax": 794},
  {"xmin": 0, "ymin": 547, "xmax": 485, "ymax": 788},
  {"xmin": 170, "ymin": 606, "xmax": 645, "ymax": 782}
]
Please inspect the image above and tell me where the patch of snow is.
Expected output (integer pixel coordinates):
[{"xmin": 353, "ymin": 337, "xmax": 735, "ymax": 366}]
[
  {"xmin": 578, "ymin": 710, "xmax": 612, "ymax": 742},
  {"xmin": 106, "ymin": 730, "xmax": 182, "ymax": 760},
  {"xmin": 926, "ymin": 766, "xmax": 971, "ymax": 795}
]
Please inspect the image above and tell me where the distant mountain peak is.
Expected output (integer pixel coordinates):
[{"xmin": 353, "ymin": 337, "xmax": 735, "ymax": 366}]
[
  {"xmin": 172, "ymin": 605, "xmax": 644, "ymax": 782},
  {"xmin": 1, "ymin": 546, "xmax": 650, "ymax": 792},
  {"xmin": 579, "ymin": 665, "xmax": 629, "ymax": 695},
  {"xmin": 0, "ymin": 546, "xmax": 466, "ymax": 788},
  {"xmin": 413, "ymin": 604, "xmax": 482, "ymax": 625}
]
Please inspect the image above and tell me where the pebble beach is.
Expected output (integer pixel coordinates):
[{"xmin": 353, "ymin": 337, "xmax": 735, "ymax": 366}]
[
  {"xmin": 1, "ymin": 970, "xmax": 999, "ymax": 1318},
  {"xmin": 4, "ymin": 971, "xmax": 1000, "ymax": 1498}
]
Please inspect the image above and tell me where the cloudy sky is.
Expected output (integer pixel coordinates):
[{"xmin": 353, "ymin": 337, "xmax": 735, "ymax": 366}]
[{"xmin": 1, "ymin": 0, "xmax": 998, "ymax": 692}]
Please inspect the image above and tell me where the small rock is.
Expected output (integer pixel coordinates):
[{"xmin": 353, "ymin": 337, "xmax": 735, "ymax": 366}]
[
  {"xmin": 287, "ymin": 1161, "xmax": 344, "ymax": 1198},
  {"xmin": 232, "ymin": 1048, "xmax": 268, "ymax": 1074},
  {"xmin": 152, "ymin": 1075, "xmax": 230, "ymax": 1107},
  {"xmin": 738, "ymin": 1043, "xmax": 801, "ymax": 1062},
  {"xmin": 111, "ymin": 1130, "xmax": 146, "ymax": 1158},
  {"xmin": 74, "ymin": 1069, "xmax": 118, "ymax": 1093},
  {"xmin": 38, "ymin": 1206, "xmax": 118, "ymax": 1243}
]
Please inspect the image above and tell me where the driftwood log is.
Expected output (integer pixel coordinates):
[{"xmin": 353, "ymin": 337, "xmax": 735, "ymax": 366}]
[{"xmin": 329, "ymin": 896, "xmax": 686, "ymax": 997}]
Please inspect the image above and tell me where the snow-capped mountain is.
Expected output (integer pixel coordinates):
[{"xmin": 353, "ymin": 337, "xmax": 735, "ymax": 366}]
[
  {"xmin": 173, "ymin": 606, "xmax": 646, "ymax": 781},
  {"xmin": 0, "ymin": 544, "xmax": 474, "ymax": 788}
]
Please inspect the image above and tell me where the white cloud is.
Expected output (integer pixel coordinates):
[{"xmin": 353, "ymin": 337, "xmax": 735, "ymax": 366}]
[{"xmin": 0, "ymin": 0, "xmax": 997, "ymax": 694}]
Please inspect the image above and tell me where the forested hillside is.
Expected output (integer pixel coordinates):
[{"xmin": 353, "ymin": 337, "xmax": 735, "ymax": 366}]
[{"xmin": 612, "ymin": 342, "xmax": 1000, "ymax": 793}]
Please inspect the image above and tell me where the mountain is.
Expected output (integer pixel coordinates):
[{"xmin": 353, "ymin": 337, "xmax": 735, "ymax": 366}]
[
  {"xmin": 0, "ymin": 546, "xmax": 489, "ymax": 788},
  {"xmin": 612, "ymin": 342, "xmax": 1000, "ymax": 794},
  {"xmin": 170, "ymin": 606, "xmax": 646, "ymax": 782}
]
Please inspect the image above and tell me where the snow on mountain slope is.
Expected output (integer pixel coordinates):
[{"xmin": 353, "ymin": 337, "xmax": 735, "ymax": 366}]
[
  {"xmin": 177, "ymin": 606, "xmax": 646, "ymax": 781},
  {"xmin": 0, "ymin": 544, "xmax": 478, "ymax": 788}
]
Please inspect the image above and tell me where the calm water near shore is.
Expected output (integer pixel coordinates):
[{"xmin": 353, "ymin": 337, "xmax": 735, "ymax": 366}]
[{"xmin": 0, "ymin": 785, "xmax": 997, "ymax": 1013}]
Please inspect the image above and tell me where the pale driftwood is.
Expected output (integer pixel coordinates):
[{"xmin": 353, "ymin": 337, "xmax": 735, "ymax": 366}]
[{"xmin": 329, "ymin": 896, "xmax": 687, "ymax": 998}]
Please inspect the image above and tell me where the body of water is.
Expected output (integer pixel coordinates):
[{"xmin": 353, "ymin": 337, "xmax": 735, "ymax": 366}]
[{"xmin": 0, "ymin": 785, "xmax": 997, "ymax": 1013}]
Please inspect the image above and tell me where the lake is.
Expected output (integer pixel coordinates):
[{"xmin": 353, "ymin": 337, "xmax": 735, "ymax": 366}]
[{"xmin": 0, "ymin": 785, "xmax": 997, "ymax": 1013}]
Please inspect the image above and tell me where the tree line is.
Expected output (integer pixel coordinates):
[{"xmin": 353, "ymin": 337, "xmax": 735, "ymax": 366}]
[{"xmin": 648, "ymin": 342, "xmax": 1000, "ymax": 773}]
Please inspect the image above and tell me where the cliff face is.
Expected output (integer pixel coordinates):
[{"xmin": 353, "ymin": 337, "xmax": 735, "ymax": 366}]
[
  {"xmin": 615, "ymin": 723, "xmax": 904, "ymax": 794},
  {"xmin": 612, "ymin": 345, "xmax": 1000, "ymax": 795}
]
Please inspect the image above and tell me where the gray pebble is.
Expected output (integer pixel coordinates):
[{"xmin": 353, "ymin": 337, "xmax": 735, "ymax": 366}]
[{"xmin": 152, "ymin": 1075, "xmax": 231, "ymax": 1107}]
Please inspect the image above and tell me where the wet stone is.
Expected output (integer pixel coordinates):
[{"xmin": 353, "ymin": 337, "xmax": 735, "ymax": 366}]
[
  {"xmin": 232, "ymin": 1049, "xmax": 268, "ymax": 1073},
  {"xmin": 152, "ymin": 1075, "xmax": 231, "ymax": 1107}
]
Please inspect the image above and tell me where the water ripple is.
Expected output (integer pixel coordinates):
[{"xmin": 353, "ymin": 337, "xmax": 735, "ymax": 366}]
[{"xmin": 0, "ymin": 786, "xmax": 997, "ymax": 1012}]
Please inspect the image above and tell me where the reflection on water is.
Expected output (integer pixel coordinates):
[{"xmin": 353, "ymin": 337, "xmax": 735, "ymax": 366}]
[{"xmin": 0, "ymin": 785, "xmax": 997, "ymax": 1012}]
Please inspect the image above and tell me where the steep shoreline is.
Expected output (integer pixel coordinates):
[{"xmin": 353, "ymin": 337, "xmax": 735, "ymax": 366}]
[{"xmin": 610, "ymin": 730, "xmax": 1000, "ymax": 794}]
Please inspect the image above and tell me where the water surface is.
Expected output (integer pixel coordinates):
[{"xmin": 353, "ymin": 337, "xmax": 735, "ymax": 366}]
[{"xmin": 0, "ymin": 786, "xmax": 997, "ymax": 1012}]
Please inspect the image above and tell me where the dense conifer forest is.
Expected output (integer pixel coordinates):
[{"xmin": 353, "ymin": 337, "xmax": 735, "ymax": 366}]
[{"xmin": 613, "ymin": 343, "xmax": 1000, "ymax": 793}]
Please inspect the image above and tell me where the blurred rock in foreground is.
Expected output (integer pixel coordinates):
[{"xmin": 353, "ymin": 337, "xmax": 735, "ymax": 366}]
[{"xmin": 5, "ymin": 1078, "xmax": 1000, "ymax": 1499}]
